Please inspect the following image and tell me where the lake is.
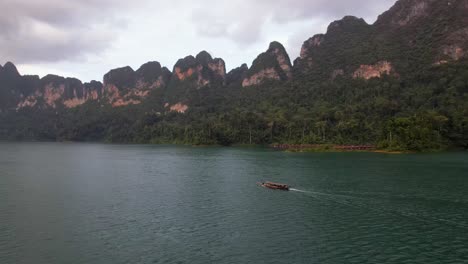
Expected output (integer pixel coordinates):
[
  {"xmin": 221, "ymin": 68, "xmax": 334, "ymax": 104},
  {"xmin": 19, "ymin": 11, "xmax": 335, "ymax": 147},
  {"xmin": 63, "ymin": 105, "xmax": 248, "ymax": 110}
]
[{"xmin": 1, "ymin": 143, "xmax": 467, "ymax": 263}]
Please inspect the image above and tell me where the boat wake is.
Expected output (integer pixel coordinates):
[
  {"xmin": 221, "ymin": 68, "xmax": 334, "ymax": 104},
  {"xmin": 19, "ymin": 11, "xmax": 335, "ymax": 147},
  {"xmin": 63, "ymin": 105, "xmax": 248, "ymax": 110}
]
[
  {"xmin": 289, "ymin": 188, "xmax": 310, "ymax": 193},
  {"xmin": 288, "ymin": 188, "xmax": 468, "ymax": 230}
]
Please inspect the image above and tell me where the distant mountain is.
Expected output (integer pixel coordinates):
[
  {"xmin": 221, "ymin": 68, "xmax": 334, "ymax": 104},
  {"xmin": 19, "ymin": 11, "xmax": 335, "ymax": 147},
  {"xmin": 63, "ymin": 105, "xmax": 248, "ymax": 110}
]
[
  {"xmin": 1, "ymin": 0, "xmax": 467, "ymax": 150},
  {"xmin": 241, "ymin": 41, "xmax": 292, "ymax": 87},
  {"xmin": 295, "ymin": 0, "xmax": 468, "ymax": 80}
]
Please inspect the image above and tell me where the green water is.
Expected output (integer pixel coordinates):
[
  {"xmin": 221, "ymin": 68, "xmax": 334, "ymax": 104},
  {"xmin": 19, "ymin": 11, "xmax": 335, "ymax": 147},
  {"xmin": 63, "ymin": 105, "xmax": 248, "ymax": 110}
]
[{"xmin": 1, "ymin": 143, "xmax": 467, "ymax": 263}]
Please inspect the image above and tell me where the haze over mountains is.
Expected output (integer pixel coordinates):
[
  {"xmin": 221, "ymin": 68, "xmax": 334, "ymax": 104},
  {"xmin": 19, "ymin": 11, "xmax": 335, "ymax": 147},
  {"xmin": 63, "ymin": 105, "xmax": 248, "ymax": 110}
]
[{"xmin": 1, "ymin": 0, "xmax": 467, "ymax": 150}]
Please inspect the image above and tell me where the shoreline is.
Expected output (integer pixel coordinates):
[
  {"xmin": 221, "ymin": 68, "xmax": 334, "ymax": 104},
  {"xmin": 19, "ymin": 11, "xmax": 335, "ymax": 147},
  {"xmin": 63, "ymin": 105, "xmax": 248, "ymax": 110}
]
[
  {"xmin": 0, "ymin": 140, "xmax": 461, "ymax": 153},
  {"xmin": 271, "ymin": 144, "xmax": 423, "ymax": 154}
]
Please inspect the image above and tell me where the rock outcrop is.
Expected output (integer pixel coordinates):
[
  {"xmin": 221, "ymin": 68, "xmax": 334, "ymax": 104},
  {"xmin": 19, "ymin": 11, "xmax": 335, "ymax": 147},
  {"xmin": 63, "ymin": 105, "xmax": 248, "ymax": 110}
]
[
  {"xmin": 294, "ymin": 16, "xmax": 372, "ymax": 76},
  {"xmin": 136, "ymin": 61, "xmax": 172, "ymax": 89},
  {"xmin": 353, "ymin": 61, "xmax": 394, "ymax": 80},
  {"xmin": 167, "ymin": 103, "xmax": 189, "ymax": 113},
  {"xmin": 17, "ymin": 74, "xmax": 103, "ymax": 109},
  {"xmin": 3, "ymin": 0, "xmax": 468, "ymax": 112},
  {"xmin": 295, "ymin": 0, "xmax": 468, "ymax": 79},
  {"xmin": 171, "ymin": 51, "xmax": 226, "ymax": 88},
  {"xmin": 5, "ymin": 53, "xmax": 224, "ymax": 111},
  {"xmin": 242, "ymin": 41, "xmax": 292, "ymax": 87},
  {"xmin": 103, "ymin": 61, "xmax": 170, "ymax": 107},
  {"xmin": 374, "ymin": 0, "xmax": 434, "ymax": 27}
]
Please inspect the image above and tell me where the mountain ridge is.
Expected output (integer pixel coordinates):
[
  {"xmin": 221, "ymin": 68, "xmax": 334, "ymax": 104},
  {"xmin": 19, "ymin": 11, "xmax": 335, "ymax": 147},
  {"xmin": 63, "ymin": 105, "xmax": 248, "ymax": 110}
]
[
  {"xmin": 1, "ymin": 0, "xmax": 467, "ymax": 151},
  {"xmin": 1, "ymin": 0, "xmax": 467, "ymax": 111}
]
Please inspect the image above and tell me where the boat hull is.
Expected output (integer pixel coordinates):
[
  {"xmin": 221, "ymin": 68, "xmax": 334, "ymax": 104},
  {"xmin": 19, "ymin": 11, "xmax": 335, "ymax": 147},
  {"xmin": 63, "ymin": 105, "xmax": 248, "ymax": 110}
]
[{"xmin": 258, "ymin": 182, "xmax": 290, "ymax": 191}]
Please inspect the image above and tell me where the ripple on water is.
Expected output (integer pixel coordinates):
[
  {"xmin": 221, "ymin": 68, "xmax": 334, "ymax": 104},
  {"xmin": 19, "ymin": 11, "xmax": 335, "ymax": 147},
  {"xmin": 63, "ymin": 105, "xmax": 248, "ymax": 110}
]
[{"xmin": 0, "ymin": 144, "xmax": 467, "ymax": 264}]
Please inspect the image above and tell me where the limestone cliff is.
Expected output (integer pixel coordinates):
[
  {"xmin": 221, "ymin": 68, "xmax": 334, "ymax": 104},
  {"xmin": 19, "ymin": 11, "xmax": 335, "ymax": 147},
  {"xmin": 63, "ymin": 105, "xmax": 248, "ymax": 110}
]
[
  {"xmin": 3, "ymin": 0, "xmax": 468, "ymax": 112},
  {"xmin": 294, "ymin": 16, "xmax": 373, "ymax": 78},
  {"xmin": 242, "ymin": 42, "xmax": 292, "ymax": 87},
  {"xmin": 16, "ymin": 74, "xmax": 103, "ymax": 109},
  {"xmin": 295, "ymin": 0, "xmax": 468, "ymax": 80},
  {"xmin": 103, "ymin": 61, "xmax": 170, "ymax": 107},
  {"xmin": 353, "ymin": 61, "xmax": 395, "ymax": 80},
  {"xmin": 171, "ymin": 51, "xmax": 226, "ymax": 89}
]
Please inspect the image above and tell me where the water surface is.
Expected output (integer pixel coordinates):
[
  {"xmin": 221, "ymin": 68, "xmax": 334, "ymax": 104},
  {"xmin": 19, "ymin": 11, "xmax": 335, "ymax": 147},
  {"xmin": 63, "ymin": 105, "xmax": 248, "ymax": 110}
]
[{"xmin": 1, "ymin": 143, "xmax": 467, "ymax": 263}]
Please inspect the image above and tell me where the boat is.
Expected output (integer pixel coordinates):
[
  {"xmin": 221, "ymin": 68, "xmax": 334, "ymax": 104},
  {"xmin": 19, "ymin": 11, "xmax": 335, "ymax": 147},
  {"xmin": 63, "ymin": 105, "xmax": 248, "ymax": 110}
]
[{"xmin": 259, "ymin": 181, "xmax": 290, "ymax": 191}]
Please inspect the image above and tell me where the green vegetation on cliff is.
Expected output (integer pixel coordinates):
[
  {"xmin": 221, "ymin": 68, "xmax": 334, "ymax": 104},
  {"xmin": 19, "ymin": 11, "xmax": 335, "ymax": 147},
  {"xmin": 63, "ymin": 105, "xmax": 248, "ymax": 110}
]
[
  {"xmin": 1, "ymin": 60, "xmax": 467, "ymax": 151},
  {"xmin": 1, "ymin": 0, "xmax": 467, "ymax": 152}
]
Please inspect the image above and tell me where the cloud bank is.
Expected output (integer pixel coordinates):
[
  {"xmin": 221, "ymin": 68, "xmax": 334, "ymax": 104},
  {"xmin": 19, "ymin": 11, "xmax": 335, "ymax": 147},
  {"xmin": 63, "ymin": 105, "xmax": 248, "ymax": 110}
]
[
  {"xmin": 0, "ymin": 0, "xmax": 397, "ymax": 80},
  {"xmin": 0, "ymin": 0, "xmax": 134, "ymax": 63},
  {"xmin": 191, "ymin": 0, "xmax": 395, "ymax": 44}
]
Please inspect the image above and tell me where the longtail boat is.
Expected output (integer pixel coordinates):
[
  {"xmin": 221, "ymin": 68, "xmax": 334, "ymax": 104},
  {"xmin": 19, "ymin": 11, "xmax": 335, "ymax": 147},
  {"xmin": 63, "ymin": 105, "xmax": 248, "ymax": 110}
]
[{"xmin": 258, "ymin": 181, "xmax": 290, "ymax": 191}]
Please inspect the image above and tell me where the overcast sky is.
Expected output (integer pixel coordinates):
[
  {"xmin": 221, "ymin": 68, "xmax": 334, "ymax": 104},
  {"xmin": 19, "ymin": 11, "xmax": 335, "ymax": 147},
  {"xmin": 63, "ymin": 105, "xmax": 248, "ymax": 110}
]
[{"xmin": 0, "ymin": 0, "xmax": 396, "ymax": 82}]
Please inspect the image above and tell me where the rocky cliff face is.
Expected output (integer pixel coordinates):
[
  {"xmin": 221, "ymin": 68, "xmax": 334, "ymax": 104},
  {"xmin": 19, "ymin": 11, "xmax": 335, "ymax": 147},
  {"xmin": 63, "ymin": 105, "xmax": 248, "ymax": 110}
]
[
  {"xmin": 294, "ymin": 16, "xmax": 374, "ymax": 78},
  {"xmin": 0, "ymin": 62, "xmax": 104, "ymax": 110},
  {"xmin": 5, "ymin": 60, "xmax": 172, "ymax": 110},
  {"xmin": 374, "ymin": 0, "xmax": 468, "ymax": 64},
  {"xmin": 295, "ymin": 0, "xmax": 468, "ymax": 79},
  {"xmin": 242, "ymin": 42, "xmax": 292, "ymax": 87},
  {"xmin": 374, "ymin": 0, "xmax": 434, "ymax": 27},
  {"xmin": 353, "ymin": 61, "xmax": 395, "ymax": 80},
  {"xmin": 171, "ymin": 51, "xmax": 226, "ymax": 88},
  {"xmin": 2, "ymin": 0, "xmax": 468, "ymax": 112},
  {"xmin": 16, "ymin": 75, "xmax": 104, "ymax": 109},
  {"xmin": 102, "ymin": 61, "xmax": 171, "ymax": 107}
]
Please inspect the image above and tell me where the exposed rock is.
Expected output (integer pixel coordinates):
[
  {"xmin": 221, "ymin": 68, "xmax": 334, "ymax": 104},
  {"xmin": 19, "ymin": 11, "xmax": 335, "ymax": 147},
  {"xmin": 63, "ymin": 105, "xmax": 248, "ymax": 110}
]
[
  {"xmin": 375, "ymin": 0, "xmax": 434, "ymax": 27},
  {"xmin": 433, "ymin": 60, "xmax": 449, "ymax": 66},
  {"xmin": 172, "ymin": 51, "xmax": 226, "ymax": 88},
  {"xmin": 294, "ymin": 16, "xmax": 371, "ymax": 76},
  {"xmin": 63, "ymin": 98, "xmax": 87, "ymax": 108},
  {"xmin": 3, "ymin": 0, "xmax": 468, "ymax": 111},
  {"xmin": 136, "ymin": 61, "xmax": 171, "ymax": 89},
  {"xmin": 242, "ymin": 68, "xmax": 281, "ymax": 87},
  {"xmin": 208, "ymin": 59, "xmax": 226, "ymax": 79},
  {"xmin": 17, "ymin": 95, "xmax": 38, "ymax": 108},
  {"xmin": 300, "ymin": 34, "xmax": 325, "ymax": 59},
  {"xmin": 168, "ymin": 103, "xmax": 188, "ymax": 113},
  {"xmin": 439, "ymin": 28, "xmax": 468, "ymax": 61},
  {"xmin": 103, "ymin": 84, "xmax": 145, "ymax": 107},
  {"xmin": 84, "ymin": 81, "xmax": 104, "ymax": 100},
  {"xmin": 15, "ymin": 74, "xmax": 102, "ymax": 109},
  {"xmin": 443, "ymin": 45, "xmax": 465, "ymax": 60},
  {"xmin": 103, "ymin": 62, "xmax": 170, "ymax": 107},
  {"xmin": 242, "ymin": 41, "xmax": 292, "ymax": 87},
  {"xmin": 43, "ymin": 83, "xmax": 65, "ymax": 107},
  {"xmin": 103, "ymin": 66, "xmax": 137, "ymax": 91},
  {"xmin": 353, "ymin": 61, "xmax": 394, "ymax": 80},
  {"xmin": 173, "ymin": 56, "xmax": 200, "ymax": 80}
]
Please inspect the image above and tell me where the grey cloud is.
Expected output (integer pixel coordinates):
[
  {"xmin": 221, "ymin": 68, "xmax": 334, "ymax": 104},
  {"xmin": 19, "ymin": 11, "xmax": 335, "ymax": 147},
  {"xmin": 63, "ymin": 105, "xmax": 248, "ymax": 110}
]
[
  {"xmin": 191, "ymin": 1, "xmax": 266, "ymax": 45},
  {"xmin": 258, "ymin": 0, "xmax": 396, "ymax": 23},
  {"xmin": 192, "ymin": 0, "xmax": 396, "ymax": 44},
  {"xmin": 0, "ymin": 0, "xmax": 136, "ymax": 63}
]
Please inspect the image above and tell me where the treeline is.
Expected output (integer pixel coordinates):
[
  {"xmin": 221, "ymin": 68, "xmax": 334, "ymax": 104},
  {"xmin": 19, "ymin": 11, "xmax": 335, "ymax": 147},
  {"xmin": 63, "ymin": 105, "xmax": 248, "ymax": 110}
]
[{"xmin": 1, "ymin": 61, "xmax": 467, "ymax": 151}]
